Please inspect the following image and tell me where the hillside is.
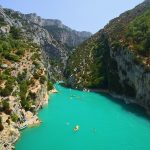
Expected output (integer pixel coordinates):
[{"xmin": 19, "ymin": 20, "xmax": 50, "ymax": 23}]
[
  {"xmin": 25, "ymin": 13, "xmax": 92, "ymax": 48},
  {"xmin": 65, "ymin": 0, "xmax": 150, "ymax": 113},
  {"xmin": 0, "ymin": 6, "xmax": 91, "ymax": 150},
  {"xmin": 0, "ymin": 7, "xmax": 91, "ymax": 82},
  {"xmin": 0, "ymin": 25, "xmax": 54, "ymax": 149}
]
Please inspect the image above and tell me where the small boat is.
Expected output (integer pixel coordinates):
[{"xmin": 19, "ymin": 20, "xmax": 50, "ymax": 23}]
[{"xmin": 74, "ymin": 125, "xmax": 79, "ymax": 131}]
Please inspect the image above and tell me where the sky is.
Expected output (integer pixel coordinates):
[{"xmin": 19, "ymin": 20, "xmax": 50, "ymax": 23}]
[{"xmin": 0, "ymin": 0, "xmax": 144, "ymax": 33}]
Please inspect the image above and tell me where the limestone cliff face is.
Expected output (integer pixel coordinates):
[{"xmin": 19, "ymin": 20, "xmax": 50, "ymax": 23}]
[
  {"xmin": 24, "ymin": 13, "xmax": 92, "ymax": 47},
  {"xmin": 65, "ymin": 0, "xmax": 150, "ymax": 113},
  {"xmin": 109, "ymin": 46, "xmax": 150, "ymax": 112}
]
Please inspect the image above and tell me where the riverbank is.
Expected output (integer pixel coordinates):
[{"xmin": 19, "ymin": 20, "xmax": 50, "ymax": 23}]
[
  {"xmin": 90, "ymin": 88, "xmax": 150, "ymax": 117},
  {"xmin": 0, "ymin": 88, "xmax": 58, "ymax": 150}
]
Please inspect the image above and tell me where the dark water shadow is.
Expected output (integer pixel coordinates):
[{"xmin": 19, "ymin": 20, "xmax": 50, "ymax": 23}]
[
  {"xmin": 95, "ymin": 92, "xmax": 150, "ymax": 122},
  {"xmin": 58, "ymin": 83, "xmax": 150, "ymax": 122}
]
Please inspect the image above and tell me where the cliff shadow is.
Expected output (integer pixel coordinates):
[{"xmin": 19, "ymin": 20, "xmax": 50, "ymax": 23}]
[{"xmin": 96, "ymin": 92, "xmax": 150, "ymax": 122}]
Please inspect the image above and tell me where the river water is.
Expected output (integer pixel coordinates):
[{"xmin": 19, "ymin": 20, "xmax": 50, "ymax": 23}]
[{"xmin": 16, "ymin": 83, "xmax": 150, "ymax": 150}]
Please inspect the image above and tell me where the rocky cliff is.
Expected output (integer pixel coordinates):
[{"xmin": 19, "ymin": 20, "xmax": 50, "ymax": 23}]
[
  {"xmin": 65, "ymin": 0, "xmax": 150, "ymax": 114},
  {"xmin": 0, "ymin": 35, "xmax": 50, "ymax": 149},
  {"xmin": 25, "ymin": 13, "xmax": 92, "ymax": 47},
  {"xmin": 0, "ymin": 7, "xmax": 91, "ymax": 82},
  {"xmin": 0, "ymin": 7, "xmax": 57, "ymax": 150}
]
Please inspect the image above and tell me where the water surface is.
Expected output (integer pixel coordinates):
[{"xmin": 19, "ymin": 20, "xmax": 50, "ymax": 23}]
[{"xmin": 16, "ymin": 84, "xmax": 150, "ymax": 150}]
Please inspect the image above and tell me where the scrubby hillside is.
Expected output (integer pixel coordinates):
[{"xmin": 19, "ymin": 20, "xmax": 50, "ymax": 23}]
[
  {"xmin": 0, "ymin": 8, "xmax": 55, "ymax": 150},
  {"xmin": 65, "ymin": 0, "xmax": 150, "ymax": 113}
]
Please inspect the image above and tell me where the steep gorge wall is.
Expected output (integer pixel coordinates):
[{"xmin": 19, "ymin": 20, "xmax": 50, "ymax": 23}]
[{"xmin": 65, "ymin": 0, "xmax": 150, "ymax": 113}]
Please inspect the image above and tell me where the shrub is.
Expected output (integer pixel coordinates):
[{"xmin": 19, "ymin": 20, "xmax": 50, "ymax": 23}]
[
  {"xmin": 47, "ymin": 81, "xmax": 53, "ymax": 91},
  {"xmin": 28, "ymin": 91, "xmax": 36, "ymax": 100},
  {"xmin": 10, "ymin": 26, "xmax": 21, "ymax": 39},
  {"xmin": 40, "ymin": 75, "xmax": 47, "ymax": 84},
  {"xmin": 0, "ymin": 79, "xmax": 14, "ymax": 97},
  {"xmin": 21, "ymin": 100, "xmax": 31, "ymax": 111},
  {"xmin": 16, "ymin": 49, "xmax": 25, "ymax": 56},
  {"xmin": 2, "ymin": 41, "xmax": 11, "ymax": 51},
  {"xmin": 17, "ymin": 70, "xmax": 27, "ymax": 83},
  {"xmin": 3, "ymin": 52, "xmax": 20, "ymax": 62},
  {"xmin": 0, "ymin": 88, "xmax": 12, "ymax": 97},
  {"xmin": 33, "ymin": 61, "xmax": 40, "ymax": 69},
  {"xmin": 33, "ymin": 72, "xmax": 40, "ymax": 79},
  {"xmin": 31, "ymin": 53, "xmax": 40, "ymax": 60},
  {"xmin": 0, "ymin": 45, "xmax": 3, "ymax": 52},
  {"xmin": 19, "ymin": 81, "xmax": 28, "ymax": 100},
  {"xmin": 2, "ymin": 100, "xmax": 10, "ymax": 110},
  {"xmin": 11, "ymin": 113, "xmax": 19, "ymax": 122}
]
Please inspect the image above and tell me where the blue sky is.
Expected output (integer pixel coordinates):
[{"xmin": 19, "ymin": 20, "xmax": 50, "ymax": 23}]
[{"xmin": 0, "ymin": 0, "xmax": 143, "ymax": 33}]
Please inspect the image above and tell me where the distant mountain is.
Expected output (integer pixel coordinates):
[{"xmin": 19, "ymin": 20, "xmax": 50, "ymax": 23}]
[
  {"xmin": 24, "ymin": 13, "xmax": 92, "ymax": 47},
  {"xmin": 65, "ymin": 0, "xmax": 150, "ymax": 113}
]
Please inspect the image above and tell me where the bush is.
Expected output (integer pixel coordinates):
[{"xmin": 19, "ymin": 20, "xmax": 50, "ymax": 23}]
[
  {"xmin": 2, "ymin": 100, "xmax": 10, "ymax": 110},
  {"xmin": 33, "ymin": 72, "xmax": 40, "ymax": 79},
  {"xmin": 17, "ymin": 70, "xmax": 27, "ymax": 83},
  {"xmin": 2, "ymin": 41, "xmax": 11, "ymax": 51},
  {"xmin": 40, "ymin": 75, "xmax": 47, "ymax": 84},
  {"xmin": 19, "ymin": 81, "xmax": 28, "ymax": 100},
  {"xmin": 5, "ymin": 53, "xmax": 20, "ymax": 62},
  {"xmin": 21, "ymin": 100, "xmax": 31, "ymax": 111},
  {"xmin": 0, "ymin": 87, "xmax": 12, "ymax": 97},
  {"xmin": 0, "ymin": 45, "xmax": 3, "ymax": 52},
  {"xmin": 0, "ymin": 79, "xmax": 14, "ymax": 97},
  {"xmin": 16, "ymin": 49, "xmax": 25, "ymax": 56},
  {"xmin": 10, "ymin": 26, "xmax": 21, "ymax": 39},
  {"xmin": 47, "ymin": 81, "xmax": 53, "ymax": 91},
  {"xmin": 31, "ymin": 53, "xmax": 40, "ymax": 60},
  {"xmin": 33, "ymin": 61, "xmax": 40, "ymax": 69},
  {"xmin": 11, "ymin": 113, "xmax": 19, "ymax": 122}
]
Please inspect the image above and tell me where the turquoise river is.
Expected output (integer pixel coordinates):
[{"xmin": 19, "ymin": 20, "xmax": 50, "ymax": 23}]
[{"xmin": 16, "ymin": 83, "xmax": 150, "ymax": 150}]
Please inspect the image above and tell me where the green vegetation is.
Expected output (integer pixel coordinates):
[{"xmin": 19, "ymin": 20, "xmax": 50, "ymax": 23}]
[
  {"xmin": 40, "ymin": 75, "xmax": 47, "ymax": 84},
  {"xmin": 33, "ymin": 61, "xmax": 40, "ymax": 69},
  {"xmin": 126, "ymin": 9, "xmax": 150, "ymax": 55},
  {"xmin": 10, "ymin": 26, "xmax": 22, "ymax": 39},
  {"xmin": 15, "ymin": 48, "xmax": 25, "ymax": 56},
  {"xmin": 0, "ymin": 16, "xmax": 7, "ymax": 26},
  {"xmin": 19, "ymin": 81, "xmax": 28, "ymax": 100},
  {"xmin": 11, "ymin": 113, "xmax": 19, "ymax": 122},
  {"xmin": 47, "ymin": 81, "xmax": 53, "ymax": 91},
  {"xmin": 0, "ymin": 116, "xmax": 4, "ymax": 131},
  {"xmin": 31, "ymin": 53, "xmax": 40, "ymax": 61},
  {"xmin": 0, "ymin": 78, "xmax": 14, "ymax": 97},
  {"xmin": 20, "ymin": 100, "xmax": 32, "ymax": 111},
  {"xmin": 17, "ymin": 70, "xmax": 27, "ymax": 83},
  {"xmin": 3, "ymin": 52, "xmax": 20, "ymax": 62},
  {"xmin": 2, "ymin": 100, "xmax": 11, "ymax": 115}
]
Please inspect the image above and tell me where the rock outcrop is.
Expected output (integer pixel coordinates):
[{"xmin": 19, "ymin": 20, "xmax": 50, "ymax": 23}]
[{"xmin": 24, "ymin": 13, "xmax": 92, "ymax": 47}]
